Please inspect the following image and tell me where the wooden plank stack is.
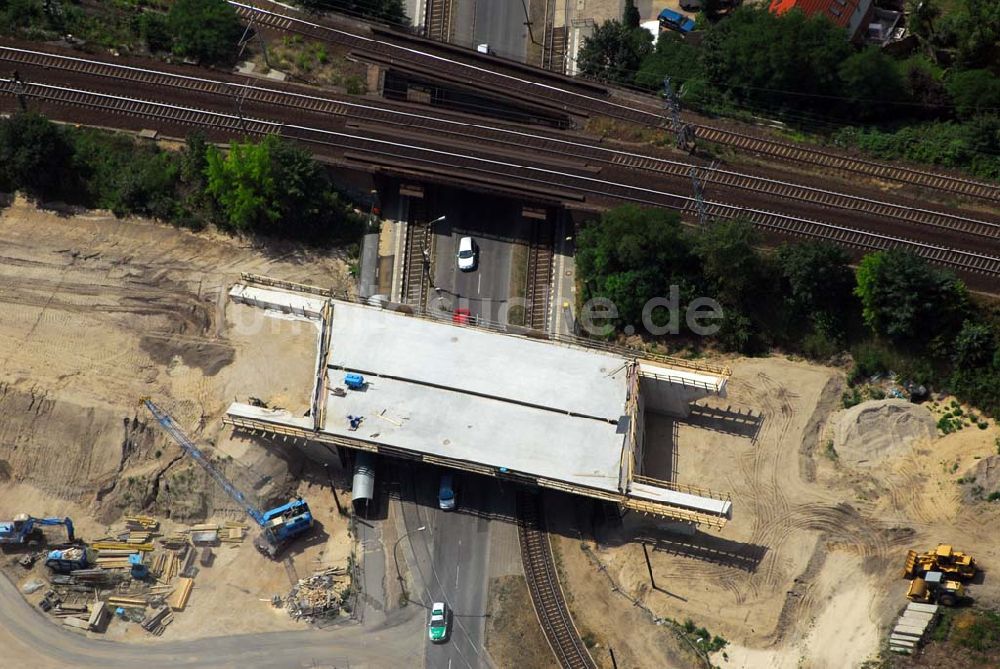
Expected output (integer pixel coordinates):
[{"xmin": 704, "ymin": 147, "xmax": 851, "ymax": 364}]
[
  {"xmin": 167, "ymin": 577, "xmax": 194, "ymax": 611},
  {"xmin": 141, "ymin": 607, "xmax": 173, "ymax": 636},
  {"xmin": 92, "ymin": 541, "xmax": 154, "ymax": 552},
  {"xmin": 125, "ymin": 515, "xmax": 160, "ymax": 531}
]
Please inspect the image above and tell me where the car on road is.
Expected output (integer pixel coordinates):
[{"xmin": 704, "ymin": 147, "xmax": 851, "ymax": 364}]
[
  {"xmin": 456, "ymin": 236, "xmax": 478, "ymax": 271},
  {"xmin": 438, "ymin": 473, "xmax": 457, "ymax": 511},
  {"xmin": 428, "ymin": 602, "xmax": 449, "ymax": 643}
]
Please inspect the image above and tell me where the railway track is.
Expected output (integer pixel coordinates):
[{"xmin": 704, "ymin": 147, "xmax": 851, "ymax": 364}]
[
  {"xmin": 401, "ymin": 219, "xmax": 431, "ymax": 306},
  {"xmin": 226, "ymin": 1, "xmax": 1000, "ymax": 204},
  {"xmin": 516, "ymin": 491, "xmax": 596, "ymax": 669},
  {"xmin": 5, "ymin": 45, "xmax": 994, "ymax": 243},
  {"xmin": 4, "ymin": 78, "xmax": 998, "ymax": 280},
  {"xmin": 692, "ymin": 125, "xmax": 1000, "ymax": 204},
  {"xmin": 525, "ymin": 225, "xmax": 555, "ymax": 331},
  {"xmin": 424, "ymin": 0, "xmax": 454, "ymax": 42}
]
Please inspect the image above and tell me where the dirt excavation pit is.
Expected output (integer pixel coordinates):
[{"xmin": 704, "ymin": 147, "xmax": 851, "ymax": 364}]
[
  {"xmin": 833, "ymin": 399, "xmax": 937, "ymax": 466},
  {"xmin": 0, "ymin": 199, "xmax": 356, "ymax": 641},
  {"xmin": 549, "ymin": 356, "xmax": 1000, "ymax": 669}
]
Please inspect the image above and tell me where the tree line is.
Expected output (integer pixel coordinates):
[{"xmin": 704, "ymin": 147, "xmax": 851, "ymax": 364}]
[
  {"xmin": 0, "ymin": 113, "xmax": 363, "ymax": 245},
  {"xmin": 576, "ymin": 205, "xmax": 1000, "ymax": 418},
  {"xmin": 578, "ymin": 1, "xmax": 1000, "ymax": 180}
]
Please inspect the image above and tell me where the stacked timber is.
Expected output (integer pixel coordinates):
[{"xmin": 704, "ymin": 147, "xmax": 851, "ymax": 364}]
[
  {"xmin": 167, "ymin": 577, "xmax": 194, "ymax": 611},
  {"xmin": 159, "ymin": 534, "xmax": 189, "ymax": 550},
  {"xmin": 141, "ymin": 607, "xmax": 173, "ymax": 635},
  {"xmin": 92, "ymin": 541, "xmax": 154, "ymax": 552},
  {"xmin": 125, "ymin": 515, "xmax": 160, "ymax": 531}
]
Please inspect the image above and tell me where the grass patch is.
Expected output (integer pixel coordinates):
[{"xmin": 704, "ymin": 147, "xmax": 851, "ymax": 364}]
[
  {"xmin": 506, "ymin": 241, "xmax": 530, "ymax": 327},
  {"xmin": 951, "ymin": 609, "xmax": 1000, "ymax": 653},
  {"xmin": 263, "ymin": 35, "xmax": 367, "ymax": 92}
]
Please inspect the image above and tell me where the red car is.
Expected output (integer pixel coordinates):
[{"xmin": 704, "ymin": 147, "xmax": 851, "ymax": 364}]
[{"xmin": 452, "ymin": 308, "xmax": 471, "ymax": 325}]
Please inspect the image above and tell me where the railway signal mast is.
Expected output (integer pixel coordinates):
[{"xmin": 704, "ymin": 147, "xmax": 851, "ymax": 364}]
[
  {"xmin": 663, "ymin": 77, "xmax": 695, "ymax": 153},
  {"xmin": 690, "ymin": 166, "xmax": 709, "ymax": 227}
]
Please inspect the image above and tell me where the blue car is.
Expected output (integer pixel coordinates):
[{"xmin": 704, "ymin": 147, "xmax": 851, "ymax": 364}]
[{"xmin": 658, "ymin": 8, "xmax": 696, "ymax": 34}]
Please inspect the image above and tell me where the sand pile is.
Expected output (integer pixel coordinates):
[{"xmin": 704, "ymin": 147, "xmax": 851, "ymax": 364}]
[
  {"xmin": 963, "ymin": 455, "xmax": 1000, "ymax": 501},
  {"xmin": 833, "ymin": 399, "xmax": 936, "ymax": 466}
]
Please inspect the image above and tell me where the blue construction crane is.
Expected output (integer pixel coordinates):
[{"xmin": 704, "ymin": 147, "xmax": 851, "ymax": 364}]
[
  {"xmin": 141, "ymin": 399, "xmax": 313, "ymax": 558},
  {"xmin": 0, "ymin": 514, "xmax": 75, "ymax": 546}
]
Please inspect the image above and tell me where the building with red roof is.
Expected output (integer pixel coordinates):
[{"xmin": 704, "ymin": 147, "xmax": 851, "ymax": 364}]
[{"xmin": 769, "ymin": 0, "xmax": 876, "ymax": 42}]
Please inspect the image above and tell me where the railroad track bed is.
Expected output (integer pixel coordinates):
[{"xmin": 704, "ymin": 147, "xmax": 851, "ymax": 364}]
[
  {"xmin": 401, "ymin": 218, "xmax": 431, "ymax": 307},
  {"xmin": 229, "ymin": 2, "xmax": 1000, "ymax": 205},
  {"xmin": 8, "ymin": 42, "xmax": 994, "ymax": 243},
  {"xmin": 3, "ymin": 77, "xmax": 998, "ymax": 282},
  {"xmin": 525, "ymin": 225, "xmax": 555, "ymax": 332},
  {"xmin": 691, "ymin": 125, "xmax": 1000, "ymax": 204},
  {"xmin": 516, "ymin": 491, "xmax": 596, "ymax": 669}
]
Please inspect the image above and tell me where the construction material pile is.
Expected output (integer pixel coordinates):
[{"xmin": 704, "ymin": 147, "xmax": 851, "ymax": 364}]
[
  {"xmin": 285, "ymin": 567, "xmax": 349, "ymax": 621},
  {"xmin": 833, "ymin": 399, "xmax": 936, "ymax": 466},
  {"xmin": 36, "ymin": 515, "xmax": 246, "ymax": 636}
]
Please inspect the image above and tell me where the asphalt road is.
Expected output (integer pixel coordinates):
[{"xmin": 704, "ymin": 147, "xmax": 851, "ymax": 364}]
[
  {"xmin": 0, "ymin": 568, "xmax": 424, "ymax": 669},
  {"xmin": 472, "ymin": 0, "xmax": 530, "ymax": 61},
  {"xmin": 429, "ymin": 191, "xmax": 532, "ymax": 323},
  {"xmin": 396, "ymin": 464, "xmax": 493, "ymax": 669}
]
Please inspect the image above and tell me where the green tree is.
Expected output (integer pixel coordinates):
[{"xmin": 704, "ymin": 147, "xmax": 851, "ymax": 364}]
[
  {"xmin": 838, "ymin": 49, "xmax": 909, "ymax": 119},
  {"xmin": 139, "ymin": 11, "xmax": 172, "ymax": 53},
  {"xmin": 906, "ymin": 0, "xmax": 940, "ymax": 47},
  {"xmin": 699, "ymin": 6, "xmax": 851, "ymax": 114},
  {"xmin": 70, "ymin": 129, "xmax": 180, "ymax": 219},
  {"xmin": 854, "ymin": 249, "xmax": 969, "ymax": 350},
  {"xmin": 635, "ymin": 32, "xmax": 705, "ymax": 92},
  {"xmin": 947, "ymin": 69, "xmax": 1000, "ymax": 120},
  {"xmin": 953, "ymin": 320, "xmax": 997, "ymax": 370},
  {"xmin": 950, "ymin": 320, "xmax": 1000, "ymax": 419},
  {"xmin": 577, "ymin": 20, "xmax": 653, "ymax": 85},
  {"xmin": 953, "ymin": 0, "xmax": 1000, "ymax": 69},
  {"xmin": 0, "ymin": 112, "xmax": 74, "ymax": 200},
  {"xmin": 204, "ymin": 135, "xmax": 362, "ymax": 242},
  {"xmin": 777, "ymin": 241, "xmax": 855, "ymax": 334},
  {"xmin": 693, "ymin": 219, "xmax": 767, "ymax": 309},
  {"xmin": 623, "ymin": 0, "xmax": 641, "ymax": 30},
  {"xmin": 693, "ymin": 219, "xmax": 775, "ymax": 354},
  {"xmin": 575, "ymin": 206, "xmax": 698, "ymax": 332},
  {"xmin": 168, "ymin": 0, "xmax": 243, "ymax": 65}
]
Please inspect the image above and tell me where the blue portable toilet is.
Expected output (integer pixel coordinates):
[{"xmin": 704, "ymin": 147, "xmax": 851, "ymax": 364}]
[
  {"xmin": 129, "ymin": 553, "xmax": 149, "ymax": 579},
  {"xmin": 344, "ymin": 373, "xmax": 365, "ymax": 390}
]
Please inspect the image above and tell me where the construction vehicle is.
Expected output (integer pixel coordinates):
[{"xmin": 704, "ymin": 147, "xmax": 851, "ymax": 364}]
[
  {"xmin": 906, "ymin": 571, "xmax": 965, "ymax": 607},
  {"xmin": 44, "ymin": 546, "xmax": 94, "ymax": 574},
  {"xmin": 0, "ymin": 514, "xmax": 75, "ymax": 546},
  {"xmin": 141, "ymin": 399, "xmax": 314, "ymax": 558},
  {"xmin": 902, "ymin": 544, "xmax": 978, "ymax": 581}
]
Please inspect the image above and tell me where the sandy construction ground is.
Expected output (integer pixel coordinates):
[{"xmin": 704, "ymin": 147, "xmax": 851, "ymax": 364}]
[
  {"xmin": 0, "ymin": 197, "xmax": 356, "ymax": 640},
  {"xmin": 552, "ymin": 356, "xmax": 1000, "ymax": 668}
]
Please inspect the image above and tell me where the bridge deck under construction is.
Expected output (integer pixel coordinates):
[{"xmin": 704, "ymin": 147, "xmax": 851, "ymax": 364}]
[{"xmin": 224, "ymin": 276, "xmax": 734, "ymax": 528}]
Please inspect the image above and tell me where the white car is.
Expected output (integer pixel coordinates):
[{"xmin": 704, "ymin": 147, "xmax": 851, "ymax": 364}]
[
  {"xmin": 428, "ymin": 602, "xmax": 449, "ymax": 643},
  {"xmin": 456, "ymin": 236, "xmax": 477, "ymax": 272}
]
